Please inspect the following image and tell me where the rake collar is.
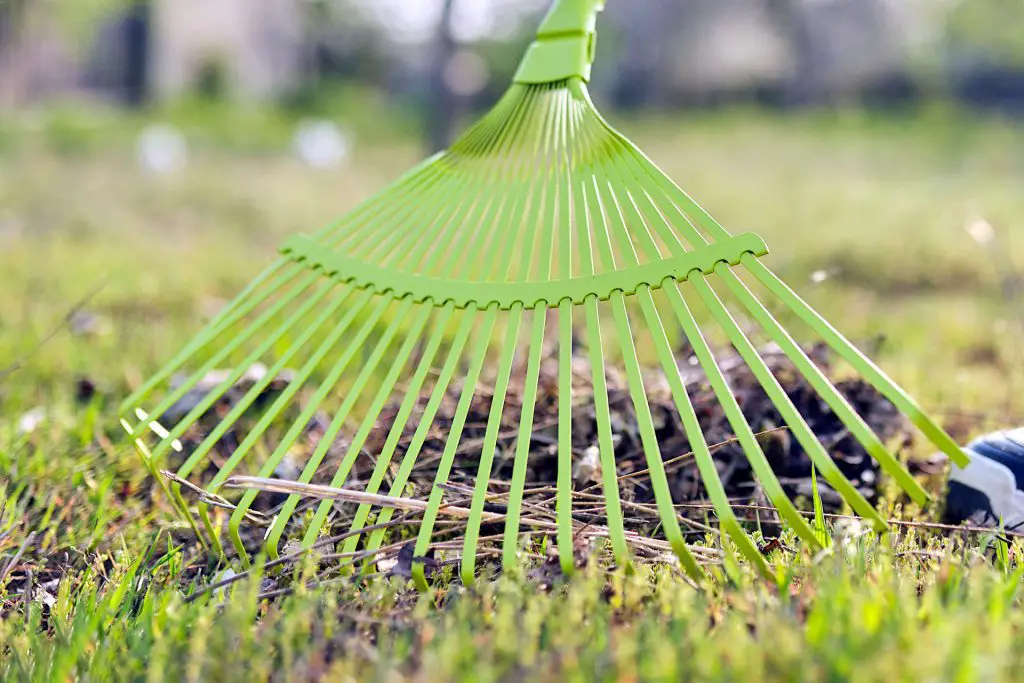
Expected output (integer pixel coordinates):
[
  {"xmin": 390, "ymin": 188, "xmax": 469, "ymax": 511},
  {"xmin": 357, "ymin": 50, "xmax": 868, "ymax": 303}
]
[{"xmin": 514, "ymin": 0, "xmax": 605, "ymax": 84}]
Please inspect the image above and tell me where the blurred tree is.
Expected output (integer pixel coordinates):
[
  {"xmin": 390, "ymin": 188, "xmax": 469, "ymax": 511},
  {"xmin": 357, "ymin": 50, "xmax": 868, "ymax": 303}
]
[
  {"xmin": 123, "ymin": 0, "xmax": 151, "ymax": 107},
  {"xmin": 943, "ymin": 0, "xmax": 1024, "ymax": 113},
  {"xmin": 0, "ymin": 0, "xmax": 30, "ymax": 106},
  {"xmin": 764, "ymin": 0, "xmax": 819, "ymax": 106},
  {"xmin": 305, "ymin": 0, "xmax": 395, "ymax": 85},
  {"xmin": 427, "ymin": 0, "xmax": 458, "ymax": 154}
]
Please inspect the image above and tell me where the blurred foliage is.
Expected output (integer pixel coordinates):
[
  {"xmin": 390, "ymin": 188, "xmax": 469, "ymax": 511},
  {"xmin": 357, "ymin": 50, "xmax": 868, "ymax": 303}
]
[{"xmin": 944, "ymin": 0, "xmax": 1024, "ymax": 62}]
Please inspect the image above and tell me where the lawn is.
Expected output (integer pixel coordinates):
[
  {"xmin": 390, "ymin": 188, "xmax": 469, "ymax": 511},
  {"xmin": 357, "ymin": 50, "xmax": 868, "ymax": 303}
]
[{"xmin": 2, "ymin": 101, "xmax": 1024, "ymax": 681}]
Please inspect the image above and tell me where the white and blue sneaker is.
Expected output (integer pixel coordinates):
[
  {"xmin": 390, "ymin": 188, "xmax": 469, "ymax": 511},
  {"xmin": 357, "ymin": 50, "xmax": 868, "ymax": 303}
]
[{"xmin": 945, "ymin": 428, "xmax": 1024, "ymax": 531}]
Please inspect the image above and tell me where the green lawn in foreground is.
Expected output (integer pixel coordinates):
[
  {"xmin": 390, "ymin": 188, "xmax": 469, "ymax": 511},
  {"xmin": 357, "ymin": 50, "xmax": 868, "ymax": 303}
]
[{"xmin": 2, "ymin": 104, "xmax": 1024, "ymax": 681}]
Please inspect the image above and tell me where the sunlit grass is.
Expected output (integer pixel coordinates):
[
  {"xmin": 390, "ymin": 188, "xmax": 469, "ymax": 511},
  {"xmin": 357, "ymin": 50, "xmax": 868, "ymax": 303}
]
[{"xmin": 2, "ymin": 105, "xmax": 1024, "ymax": 680}]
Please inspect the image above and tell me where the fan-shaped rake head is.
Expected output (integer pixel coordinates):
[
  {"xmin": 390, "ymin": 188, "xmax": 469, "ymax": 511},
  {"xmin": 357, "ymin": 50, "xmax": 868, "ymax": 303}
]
[{"xmin": 120, "ymin": 0, "xmax": 969, "ymax": 586}]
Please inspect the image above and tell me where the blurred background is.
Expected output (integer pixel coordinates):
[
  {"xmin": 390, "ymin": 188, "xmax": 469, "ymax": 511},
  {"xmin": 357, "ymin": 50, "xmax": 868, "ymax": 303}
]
[
  {"xmin": 2, "ymin": 0, "xmax": 1024, "ymax": 438},
  {"xmin": 3, "ymin": 0, "xmax": 1024, "ymax": 150}
]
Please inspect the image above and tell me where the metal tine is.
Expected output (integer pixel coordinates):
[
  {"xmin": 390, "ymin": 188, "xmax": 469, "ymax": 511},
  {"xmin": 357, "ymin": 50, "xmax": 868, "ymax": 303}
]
[
  {"xmin": 174, "ymin": 284, "xmax": 356, "ymax": 480},
  {"xmin": 411, "ymin": 306, "xmax": 499, "ymax": 590},
  {"xmin": 462, "ymin": 305, "xmax": 523, "ymax": 584},
  {"xmin": 610, "ymin": 291, "xmax": 706, "ymax": 581},
  {"xmin": 690, "ymin": 270, "xmax": 888, "ymax": 529},
  {"xmin": 264, "ymin": 297, "xmax": 416, "ymax": 557},
  {"xmin": 741, "ymin": 256, "xmax": 970, "ymax": 468},
  {"xmin": 716, "ymin": 266, "xmax": 930, "ymax": 507},
  {"xmin": 301, "ymin": 303, "xmax": 435, "ymax": 547},
  {"xmin": 222, "ymin": 288, "xmax": 378, "ymax": 555},
  {"xmin": 637, "ymin": 287, "xmax": 772, "ymax": 578},
  {"xmin": 455, "ymin": 87, "xmax": 543, "ymax": 281},
  {"xmin": 362, "ymin": 310, "xmax": 476, "ymax": 557},
  {"xmin": 138, "ymin": 276, "xmax": 331, "ymax": 466},
  {"xmin": 118, "ymin": 260, "xmax": 292, "ymax": 415},
  {"xmin": 341, "ymin": 303, "xmax": 457, "ymax": 555},
  {"xmin": 555, "ymin": 300, "xmax": 575, "ymax": 573},
  {"xmin": 502, "ymin": 308, "xmax": 547, "ymax": 570},
  {"xmin": 583, "ymin": 295, "xmax": 631, "ymax": 567},
  {"xmin": 663, "ymin": 281, "xmax": 824, "ymax": 548}
]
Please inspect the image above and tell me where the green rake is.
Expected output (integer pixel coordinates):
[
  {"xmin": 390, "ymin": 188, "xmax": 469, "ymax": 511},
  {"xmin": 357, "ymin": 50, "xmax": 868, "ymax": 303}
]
[{"xmin": 121, "ymin": 0, "xmax": 969, "ymax": 587}]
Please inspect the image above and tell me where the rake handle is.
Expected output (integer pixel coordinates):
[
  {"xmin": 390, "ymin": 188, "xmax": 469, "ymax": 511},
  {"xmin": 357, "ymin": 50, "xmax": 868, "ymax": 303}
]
[{"xmin": 514, "ymin": 0, "xmax": 606, "ymax": 84}]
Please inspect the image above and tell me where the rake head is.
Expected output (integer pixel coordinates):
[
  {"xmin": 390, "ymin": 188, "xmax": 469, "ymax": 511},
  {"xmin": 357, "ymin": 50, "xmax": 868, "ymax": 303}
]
[{"xmin": 121, "ymin": 0, "xmax": 969, "ymax": 586}]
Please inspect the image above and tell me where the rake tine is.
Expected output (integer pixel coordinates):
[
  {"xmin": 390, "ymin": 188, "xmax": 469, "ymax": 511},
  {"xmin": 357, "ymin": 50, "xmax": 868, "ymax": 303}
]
[
  {"xmin": 462, "ymin": 306, "xmax": 523, "ymax": 584},
  {"xmin": 479, "ymin": 89, "xmax": 545, "ymax": 283},
  {"xmin": 176, "ymin": 285, "xmax": 355, "ymax": 480},
  {"xmin": 301, "ymin": 303, "xmax": 434, "ymax": 547},
  {"xmin": 537, "ymin": 89, "xmax": 571, "ymax": 281},
  {"xmin": 611, "ymin": 291, "xmax": 705, "ymax": 581},
  {"xmin": 584, "ymin": 295, "xmax": 631, "ymax": 567},
  {"xmin": 341, "ymin": 304, "xmax": 456, "ymax": 555},
  {"xmin": 263, "ymin": 297, "xmax": 413, "ymax": 558},
  {"xmin": 692, "ymin": 270, "xmax": 888, "ymax": 530},
  {"xmin": 363, "ymin": 310, "xmax": 477, "ymax": 557},
  {"xmin": 377, "ymin": 110, "xmax": 512, "ymax": 271},
  {"xmin": 354, "ymin": 167, "xmax": 465, "ymax": 266},
  {"xmin": 716, "ymin": 266, "xmax": 930, "ymax": 506},
  {"xmin": 664, "ymin": 281, "xmax": 823, "ymax": 548},
  {"xmin": 741, "ymin": 256, "xmax": 969, "ymax": 468},
  {"xmin": 321, "ymin": 152, "xmax": 453, "ymax": 248},
  {"xmin": 220, "ymin": 288, "xmax": 376, "ymax": 555},
  {"xmin": 412, "ymin": 305, "xmax": 498, "ymax": 590},
  {"xmin": 556, "ymin": 300, "xmax": 576, "ymax": 573},
  {"xmin": 453, "ymin": 90, "xmax": 540, "ymax": 281},
  {"xmin": 638, "ymin": 287, "xmax": 772, "ymax": 578},
  {"xmin": 118, "ymin": 260, "xmax": 289, "ymax": 415},
  {"xmin": 503, "ymin": 309, "xmax": 547, "ymax": 569},
  {"xmin": 413, "ymin": 89, "xmax": 536, "ymax": 279},
  {"xmin": 130, "ymin": 272, "xmax": 324, "ymax": 443}
]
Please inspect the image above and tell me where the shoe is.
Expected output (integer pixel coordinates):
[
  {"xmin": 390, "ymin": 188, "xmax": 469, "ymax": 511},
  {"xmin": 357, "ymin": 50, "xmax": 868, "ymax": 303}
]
[{"xmin": 944, "ymin": 428, "xmax": 1024, "ymax": 530}]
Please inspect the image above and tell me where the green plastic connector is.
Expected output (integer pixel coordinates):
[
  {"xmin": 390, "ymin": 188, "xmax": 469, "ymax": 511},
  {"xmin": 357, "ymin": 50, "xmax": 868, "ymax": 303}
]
[{"xmin": 514, "ymin": 0, "xmax": 605, "ymax": 84}]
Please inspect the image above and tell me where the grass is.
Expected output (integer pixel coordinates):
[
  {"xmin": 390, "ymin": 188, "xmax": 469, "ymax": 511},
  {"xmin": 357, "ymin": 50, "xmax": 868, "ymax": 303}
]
[{"xmin": 2, "ymin": 100, "xmax": 1024, "ymax": 681}]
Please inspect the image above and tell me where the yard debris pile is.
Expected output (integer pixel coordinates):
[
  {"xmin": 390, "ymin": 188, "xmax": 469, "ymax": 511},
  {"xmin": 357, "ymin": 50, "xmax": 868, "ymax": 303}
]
[
  {"xmin": 363, "ymin": 339, "xmax": 913, "ymax": 537},
  {"xmin": 162, "ymin": 334, "xmax": 918, "ymax": 550}
]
